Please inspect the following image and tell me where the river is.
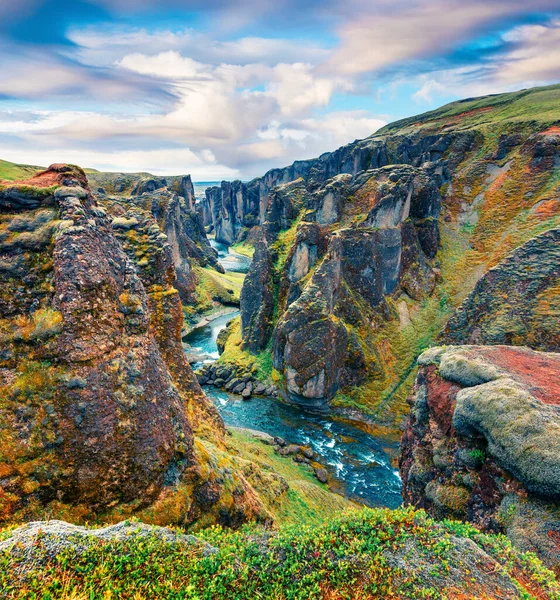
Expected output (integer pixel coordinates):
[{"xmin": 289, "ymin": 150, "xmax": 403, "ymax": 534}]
[{"xmin": 184, "ymin": 241, "xmax": 403, "ymax": 509}]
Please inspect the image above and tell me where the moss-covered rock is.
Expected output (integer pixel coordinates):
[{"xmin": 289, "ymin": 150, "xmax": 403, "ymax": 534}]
[{"xmin": 401, "ymin": 344, "xmax": 560, "ymax": 571}]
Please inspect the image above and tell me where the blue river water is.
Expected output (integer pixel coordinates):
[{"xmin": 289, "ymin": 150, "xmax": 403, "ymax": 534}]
[{"xmin": 183, "ymin": 241, "xmax": 403, "ymax": 508}]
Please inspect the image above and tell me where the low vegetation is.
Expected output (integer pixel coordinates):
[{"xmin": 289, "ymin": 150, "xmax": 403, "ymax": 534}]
[
  {"xmin": 0, "ymin": 159, "xmax": 42, "ymax": 182},
  {"xmin": 2, "ymin": 507, "xmax": 558, "ymax": 599}
]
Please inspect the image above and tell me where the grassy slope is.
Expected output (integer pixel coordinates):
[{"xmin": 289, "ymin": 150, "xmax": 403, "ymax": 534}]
[
  {"xmin": 187, "ymin": 266, "xmax": 246, "ymax": 318},
  {"xmin": 2, "ymin": 507, "xmax": 558, "ymax": 599},
  {"xmin": 221, "ymin": 429, "xmax": 353, "ymax": 525},
  {"xmin": 376, "ymin": 83, "xmax": 560, "ymax": 135},
  {"xmin": 0, "ymin": 159, "xmax": 43, "ymax": 181}
]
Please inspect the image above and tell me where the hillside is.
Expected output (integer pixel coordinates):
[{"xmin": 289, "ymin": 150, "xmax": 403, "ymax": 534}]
[
  {"xmin": 202, "ymin": 83, "xmax": 559, "ymax": 425},
  {"xmin": 0, "ymin": 159, "xmax": 42, "ymax": 182}
]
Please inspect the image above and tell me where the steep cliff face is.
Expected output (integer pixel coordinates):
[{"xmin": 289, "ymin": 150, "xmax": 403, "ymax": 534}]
[
  {"xmin": 400, "ymin": 345, "xmax": 560, "ymax": 572},
  {"xmin": 442, "ymin": 227, "xmax": 560, "ymax": 351},
  {"xmin": 0, "ymin": 165, "xmax": 269, "ymax": 527},
  {"xmin": 262, "ymin": 166, "xmax": 441, "ymax": 408},
  {"xmin": 216, "ymin": 84, "xmax": 560, "ymax": 420},
  {"xmin": 94, "ymin": 175, "xmax": 221, "ymax": 307}
]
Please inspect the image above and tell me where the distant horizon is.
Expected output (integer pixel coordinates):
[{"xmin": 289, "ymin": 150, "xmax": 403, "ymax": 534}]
[{"xmin": 2, "ymin": 78, "xmax": 560, "ymax": 184}]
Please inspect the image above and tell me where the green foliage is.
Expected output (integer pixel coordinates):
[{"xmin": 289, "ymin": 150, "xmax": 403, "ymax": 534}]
[
  {"xmin": 469, "ymin": 449, "xmax": 486, "ymax": 463},
  {"xmin": 218, "ymin": 317, "xmax": 274, "ymax": 381},
  {"xmin": 2, "ymin": 507, "xmax": 558, "ymax": 599},
  {"xmin": 193, "ymin": 266, "xmax": 245, "ymax": 311}
]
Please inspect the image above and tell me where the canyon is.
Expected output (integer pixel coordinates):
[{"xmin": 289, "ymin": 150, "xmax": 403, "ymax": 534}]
[{"xmin": 0, "ymin": 83, "xmax": 559, "ymax": 597}]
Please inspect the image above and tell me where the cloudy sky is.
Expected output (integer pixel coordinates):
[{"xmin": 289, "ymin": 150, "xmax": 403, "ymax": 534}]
[{"xmin": 0, "ymin": 1, "xmax": 559, "ymax": 180}]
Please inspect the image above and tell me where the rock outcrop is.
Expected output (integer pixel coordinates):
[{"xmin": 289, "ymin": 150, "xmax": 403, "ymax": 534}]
[
  {"xmin": 88, "ymin": 171, "xmax": 197, "ymax": 203},
  {"xmin": 442, "ymin": 227, "xmax": 560, "ymax": 351},
  {"xmin": 0, "ymin": 165, "xmax": 268, "ymax": 527},
  {"xmin": 97, "ymin": 179, "xmax": 221, "ymax": 306},
  {"xmin": 400, "ymin": 345, "xmax": 560, "ymax": 571},
  {"xmin": 238, "ymin": 165, "xmax": 441, "ymax": 407}
]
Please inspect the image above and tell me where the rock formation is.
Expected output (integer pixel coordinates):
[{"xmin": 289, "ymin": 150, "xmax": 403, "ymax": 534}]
[
  {"xmin": 442, "ymin": 227, "xmax": 560, "ymax": 351},
  {"xmin": 237, "ymin": 165, "xmax": 442, "ymax": 408},
  {"xmin": 214, "ymin": 84, "xmax": 560, "ymax": 418},
  {"xmin": 400, "ymin": 345, "xmax": 560, "ymax": 571},
  {"xmin": 0, "ymin": 165, "xmax": 268, "ymax": 527},
  {"xmin": 94, "ymin": 176, "xmax": 222, "ymax": 307}
]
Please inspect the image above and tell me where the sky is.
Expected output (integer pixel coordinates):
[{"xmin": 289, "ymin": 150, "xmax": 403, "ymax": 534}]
[{"xmin": 0, "ymin": 1, "xmax": 559, "ymax": 181}]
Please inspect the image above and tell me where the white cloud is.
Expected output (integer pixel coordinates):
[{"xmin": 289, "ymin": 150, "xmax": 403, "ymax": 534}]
[
  {"xmin": 497, "ymin": 19, "xmax": 560, "ymax": 85},
  {"xmin": 0, "ymin": 142, "xmax": 240, "ymax": 180},
  {"xmin": 412, "ymin": 78, "xmax": 448, "ymax": 104},
  {"xmin": 117, "ymin": 50, "xmax": 205, "ymax": 79},
  {"xmin": 406, "ymin": 18, "xmax": 560, "ymax": 105},
  {"xmin": 2, "ymin": 1, "xmax": 559, "ymax": 180},
  {"xmin": 324, "ymin": 0, "xmax": 560, "ymax": 77},
  {"xmin": 69, "ymin": 26, "xmax": 329, "ymax": 67}
]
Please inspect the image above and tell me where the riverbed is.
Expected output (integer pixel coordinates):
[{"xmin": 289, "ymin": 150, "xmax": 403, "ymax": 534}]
[{"xmin": 183, "ymin": 242, "xmax": 403, "ymax": 509}]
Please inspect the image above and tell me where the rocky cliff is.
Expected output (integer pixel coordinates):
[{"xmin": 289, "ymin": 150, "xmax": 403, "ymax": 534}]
[
  {"xmin": 93, "ymin": 175, "xmax": 222, "ymax": 307},
  {"xmin": 0, "ymin": 164, "xmax": 269, "ymax": 527},
  {"xmin": 400, "ymin": 345, "xmax": 560, "ymax": 572},
  {"xmin": 441, "ymin": 227, "xmax": 560, "ymax": 350},
  {"xmin": 88, "ymin": 170, "xmax": 196, "ymax": 202},
  {"xmin": 215, "ymin": 84, "xmax": 560, "ymax": 420}
]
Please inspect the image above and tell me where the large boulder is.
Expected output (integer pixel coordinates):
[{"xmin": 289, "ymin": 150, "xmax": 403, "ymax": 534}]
[{"xmin": 400, "ymin": 345, "xmax": 560, "ymax": 571}]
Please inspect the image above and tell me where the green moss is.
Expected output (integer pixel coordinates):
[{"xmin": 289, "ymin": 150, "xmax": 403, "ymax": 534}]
[
  {"xmin": 230, "ymin": 240, "xmax": 255, "ymax": 258},
  {"xmin": 193, "ymin": 266, "xmax": 245, "ymax": 311},
  {"xmin": 217, "ymin": 317, "xmax": 274, "ymax": 381},
  {"xmin": 0, "ymin": 184, "xmax": 59, "ymax": 200}
]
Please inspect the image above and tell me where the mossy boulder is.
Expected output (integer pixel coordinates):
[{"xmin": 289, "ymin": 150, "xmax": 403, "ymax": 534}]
[{"xmin": 401, "ymin": 344, "xmax": 560, "ymax": 570}]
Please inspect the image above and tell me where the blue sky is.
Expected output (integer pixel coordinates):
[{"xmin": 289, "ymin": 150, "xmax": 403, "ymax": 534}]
[{"xmin": 0, "ymin": 0, "xmax": 559, "ymax": 180}]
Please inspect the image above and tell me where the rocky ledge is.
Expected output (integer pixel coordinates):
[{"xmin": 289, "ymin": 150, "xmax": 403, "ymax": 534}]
[{"xmin": 400, "ymin": 344, "xmax": 560, "ymax": 572}]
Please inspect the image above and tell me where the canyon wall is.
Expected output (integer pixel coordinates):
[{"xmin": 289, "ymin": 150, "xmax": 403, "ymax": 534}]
[
  {"xmin": 0, "ymin": 165, "xmax": 269, "ymax": 527},
  {"xmin": 214, "ymin": 84, "xmax": 560, "ymax": 419}
]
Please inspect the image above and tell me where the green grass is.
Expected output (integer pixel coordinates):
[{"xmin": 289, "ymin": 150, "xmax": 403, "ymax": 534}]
[
  {"xmin": 2, "ymin": 507, "xmax": 558, "ymax": 599},
  {"xmin": 378, "ymin": 83, "xmax": 560, "ymax": 135},
  {"xmin": 192, "ymin": 266, "xmax": 246, "ymax": 313},
  {"xmin": 217, "ymin": 317, "xmax": 275, "ymax": 381},
  {"xmin": 230, "ymin": 240, "xmax": 255, "ymax": 258},
  {"xmin": 0, "ymin": 159, "xmax": 43, "ymax": 181},
  {"xmin": 224, "ymin": 429, "xmax": 353, "ymax": 524}
]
